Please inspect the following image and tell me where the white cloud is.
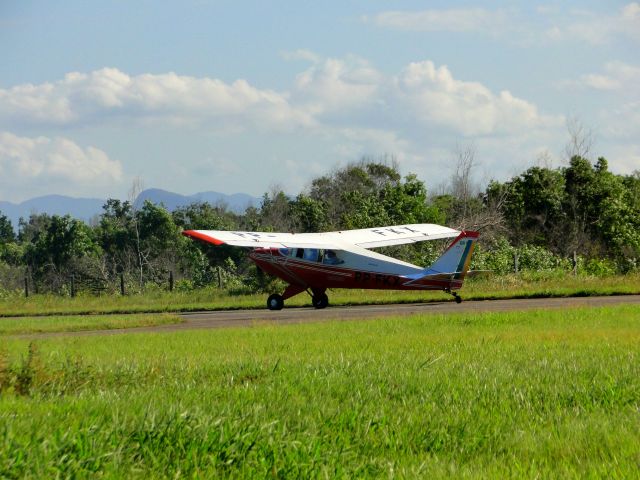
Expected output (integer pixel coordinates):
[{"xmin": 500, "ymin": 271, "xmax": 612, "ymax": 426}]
[
  {"xmin": 0, "ymin": 68, "xmax": 314, "ymax": 131},
  {"xmin": 0, "ymin": 61, "xmax": 562, "ymax": 141},
  {"xmin": 393, "ymin": 61, "xmax": 563, "ymax": 136},
  {"xmin": 0, "ymin": 131, "xmax": 123, "ymax": 200},
  {"xmin": 541, "ymin": 3, "xmax": 640, "ymax": 45},
  {"xmin": 576, "ymin": 62, "xmax": 640, "ymax": 92},
  {"xmin": 292, "ymin": 56, "xmax": 382, "ymax": 116},
  {"xmin": 364, "ymin": 8, "xmax": 507, "ymax": 33},
  {"xmin": 0, "ymin": 58, "xmax": 572, "ymax": 198},
  {"xmin": 365, "ymin": 4, "xmax": 640, "ymax": 46},
  {"xmin": 280, "ymin": 49, "xmax": 322, "ymax": 63}
]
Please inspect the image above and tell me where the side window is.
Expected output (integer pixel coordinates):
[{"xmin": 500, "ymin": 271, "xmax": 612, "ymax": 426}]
[{"xmin": 303, "ymin": 248, "xmax": 319, "ymax": 262}]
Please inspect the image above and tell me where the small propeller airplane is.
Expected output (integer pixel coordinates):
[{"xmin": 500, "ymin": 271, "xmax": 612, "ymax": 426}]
[{"xmin": 182, "ymin": 224, "xmax": 479, "ymax": 310}]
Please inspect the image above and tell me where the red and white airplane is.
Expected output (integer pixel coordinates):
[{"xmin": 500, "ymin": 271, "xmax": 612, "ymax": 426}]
[{"xmin": 182, "ymin": 224, "xmax": 479, "ymax": 310}]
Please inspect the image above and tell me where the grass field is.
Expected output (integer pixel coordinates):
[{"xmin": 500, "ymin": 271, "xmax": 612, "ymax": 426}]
[
  {"xmin": 1, "ymin": 272, "xmax": 640, "ymax": 317},
  {"xmin": 0, "ymin": 313, "xmax": 181, "ymax": 335},
  {"xmin": 1, "ymin": 304, "xmax": 639, "ymax": 477}
]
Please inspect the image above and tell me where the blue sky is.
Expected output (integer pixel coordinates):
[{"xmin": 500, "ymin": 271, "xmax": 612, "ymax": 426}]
[{"xmin": 0, "ymin": 1, "xmax": 638, "ymax": 202}]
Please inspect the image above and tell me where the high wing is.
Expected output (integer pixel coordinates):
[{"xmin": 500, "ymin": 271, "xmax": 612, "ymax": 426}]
[
  {"xmin": 182, "ymin": 230, "xmax": 336, "ymax": 249},
  {"xmin": 328, "ymin": 224, "xmax": 460, "ymax": 248},
  {"xmin": 182, "ymin": 224, "xmax": 460, "ymax": 250}
]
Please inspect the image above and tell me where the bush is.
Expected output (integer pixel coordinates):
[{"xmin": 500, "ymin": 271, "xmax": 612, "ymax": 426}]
[
  {"xmin": 583, "ymin": 258, "xmax": 617, "ymax": 276},
  {"xmin": 472, "ymin": 238, "xmax": 571, "ymax": 275}
]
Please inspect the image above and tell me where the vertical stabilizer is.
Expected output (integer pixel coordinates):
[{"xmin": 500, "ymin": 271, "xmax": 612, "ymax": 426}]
[{"xmin": 425, "ymin": 231, "xmax": 479, "ymax": 280}]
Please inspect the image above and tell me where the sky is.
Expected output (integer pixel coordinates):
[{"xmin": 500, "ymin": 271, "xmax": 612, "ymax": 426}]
[{"xmin": 0, "ymin": 1, "xmax": 638, "ymax": 202}]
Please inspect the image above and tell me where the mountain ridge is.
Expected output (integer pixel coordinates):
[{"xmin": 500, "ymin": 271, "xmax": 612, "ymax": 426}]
[{"xmin": 0, "ymin": 189, "xmax": 260, "ymax": 231}]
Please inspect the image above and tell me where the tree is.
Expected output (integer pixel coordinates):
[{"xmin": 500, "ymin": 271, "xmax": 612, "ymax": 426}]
[
  {"xmin": 488, "ymin": 166, "xmax": 565, "ymax": 248},
  {"xmin": 172, "ymin": 202, "xmax": 245, "ymax": 286},
  {"xmin": 307, "ymin": 159, "xmax": 402, "ymax": 229},
  {"xmin": 22, "ymin": 214, "xmax": 100, "ymax": 291},
  {"xmin": 98, "ymin": 199, "xmax": 136, "ymax": 277},
  {"xmin": 135, "ymin": 201, "xmax": 181, "ymax": 283},
  {"xmin": 259, "ymin": 189, "xmax": 296, "ymax": 232},
  {"xmin": 564, "ymin": 116, "xmax": 594, "ymax": 161},
  {"xmin": 0, "ymin": 212, "xmax": 14, "ymax": 243}
]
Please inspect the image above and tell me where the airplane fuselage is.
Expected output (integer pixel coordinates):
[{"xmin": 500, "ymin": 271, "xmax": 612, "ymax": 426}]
[{"xmin": 249, "ymin": 247, "xmax": 463, "ymax": 292}]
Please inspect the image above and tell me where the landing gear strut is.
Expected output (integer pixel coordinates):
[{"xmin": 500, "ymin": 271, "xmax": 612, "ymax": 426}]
[
  {"xmin": 312, "ymin": 292, "xmax": 329, "ymax": 309},
  {"xmin": 445, "ymin": 289, "xmax": 463, "ymax": 304}
]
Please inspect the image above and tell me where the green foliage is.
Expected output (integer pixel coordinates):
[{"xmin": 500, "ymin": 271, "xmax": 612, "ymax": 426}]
[
  {"xmin": 583, "ymin": 258, "xmax": 617, "ymax": 277},
  {"xmin": 19, "ymin": 214, "xmax": 101, "ymax": 291},
  {"xmin": 472, "ymin": 238, "xmax": 571, "ymax": 274},
  {"xmin": 0, "ymin": 241, "xmax": 23, "ymax": 266},
  {"xmin": 1, "ymin": 157, "xmax": 639, "ymax": 295},
  {"xmin": 490, "ymin": 157, "xmax": 640, "ymax": 269},
  {"xmin": 301, "ymin": 162, "xmax": 443, "ymax": 238},
  {"xmin": 0, "ymin": 212, "xmax": 14, "ymax": 243}
]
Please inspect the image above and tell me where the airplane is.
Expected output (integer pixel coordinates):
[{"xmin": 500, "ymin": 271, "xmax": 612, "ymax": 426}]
[{"xmin": 182, "ymin": 224, "xmax": 479, "ymax": 310}]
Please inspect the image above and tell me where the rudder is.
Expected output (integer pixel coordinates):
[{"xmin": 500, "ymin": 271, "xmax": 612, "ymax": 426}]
[{"xmin": 426, "ymin": 231, "xmax": 480, "ymax": 281}]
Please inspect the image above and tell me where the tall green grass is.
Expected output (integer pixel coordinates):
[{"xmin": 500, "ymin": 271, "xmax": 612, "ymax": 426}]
[
  {"xmin": 1, "ymin": 272, "xmax": 640, "ymax": 317},
  {"xmin": 0, "ymin": 313, "xmax": 181, "ymax": 335},
  {"xmin": 1, "ymin": 304, "xmax": 639, "ymax": 477}
]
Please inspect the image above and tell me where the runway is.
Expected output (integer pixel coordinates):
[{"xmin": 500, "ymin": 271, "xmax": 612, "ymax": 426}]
[{"xmin": 13, "ymin": 294, "xmax": 640, "ymax": 338}]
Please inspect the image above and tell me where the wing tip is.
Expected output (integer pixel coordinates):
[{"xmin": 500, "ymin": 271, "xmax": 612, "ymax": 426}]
[{"xmin": 182, "ymin": 230, "xmax": 225, "ymax": 246}]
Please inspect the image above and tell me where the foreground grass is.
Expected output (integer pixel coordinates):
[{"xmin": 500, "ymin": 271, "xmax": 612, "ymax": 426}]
[
  {"xmin": 1, "ymin": 305, "xmax": 639, "ymax": 477},
  {"xmin": 0, "ymin": 313, "xmax": 181, "ymax": 335},
  {"xmin": 1, "ymin": 272, "xmax": 640, "ymax": 317}
]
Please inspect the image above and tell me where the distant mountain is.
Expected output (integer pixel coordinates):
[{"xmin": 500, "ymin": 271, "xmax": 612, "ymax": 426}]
[
  {"xmin": 0, "ymin": 195, "xmax": 106, "ymax": 231},
  {"xmin": 0, "ymin": 189, "xmax": 261, "ymax": 231},
  {"xmin": 135, "ymin": 188, "xmax": 260, "ymax": 213}
]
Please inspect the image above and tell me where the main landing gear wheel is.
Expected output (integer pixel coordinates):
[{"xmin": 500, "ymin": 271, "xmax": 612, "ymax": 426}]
[
  {"xmin": 312, "ymin": 292, "xmax": 329, "ymax": 309},
  {"xmin": 267, "ymin": 293, "xmax": 284, "ymax": 311}
]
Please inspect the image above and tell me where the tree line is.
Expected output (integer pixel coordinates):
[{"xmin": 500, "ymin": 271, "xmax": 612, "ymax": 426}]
[{"xmin": 1, "ymin": 155, "xmax": 639, "ymax": 295}]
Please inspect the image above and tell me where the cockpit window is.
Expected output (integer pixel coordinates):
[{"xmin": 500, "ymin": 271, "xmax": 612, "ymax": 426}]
[
  {"xmin": 323, "ymin": 249, "xmax": 344, "ymax": 265},
  {"xmin": 291, "ymin": 248, "xmax": 340, "ymax": 263}
]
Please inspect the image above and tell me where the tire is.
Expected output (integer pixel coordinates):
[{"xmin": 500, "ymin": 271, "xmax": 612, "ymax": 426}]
[
  {"xmin": 267, "ymin": 293, "xmax": 284, "ymax": 310},
  {"xmin": 312, "ymin": 292, "xmax": 329, "ymax": 309}
]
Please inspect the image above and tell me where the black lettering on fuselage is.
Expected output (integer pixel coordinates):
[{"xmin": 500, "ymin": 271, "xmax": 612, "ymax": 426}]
[{"xmin": 354, "ymin": 271, "xmax": 402, "ymax": 286}]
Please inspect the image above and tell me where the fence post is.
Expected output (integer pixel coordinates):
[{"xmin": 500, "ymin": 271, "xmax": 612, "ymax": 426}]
[
  {"xmin": 120, "ymin": 274, "xmax": 125, "ymax": 296},
  {"xmin": 572, "ymin": 251, "xmax": 578, "ymax": 276},
  {"xmin": 217, "ymin": 267, "xmax": 222, "ymax": 288},
  {"xmin": 24, "ymin": 277, "xmax": 29, "ymax": 298},
  {"xmin": 169, "ymin": 271, "xmax": 174, "ymax": 291},
  {"xmin": 513, "ymin": 252, "xmax": 519, "ymax": 274},
  {"xmin": 71, "ymin": 275, "xmax": 76, "ymax": 297}
]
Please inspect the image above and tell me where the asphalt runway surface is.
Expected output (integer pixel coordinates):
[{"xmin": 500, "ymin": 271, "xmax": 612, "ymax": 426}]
[{"xmin": 11, "ymin": 294, "xmax": 640, "ymax": 339}]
